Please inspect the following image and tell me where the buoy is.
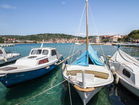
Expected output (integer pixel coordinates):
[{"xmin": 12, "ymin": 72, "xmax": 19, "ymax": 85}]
[
  {"xmin": 62, "ymin": 61, "xmax": 68, "ymax": 71},
  {"xmin": 115, "ymin": 73, "xmax": 119, "ymax": 84},
  {"xmin": 3, "ymin": 57, "xmax": 7, "ymax": 62},
  {"xmin": 45, "ymin": 66, "xmax": 50, "ymax": 69},
  {"xmin": 110, "ymin": 66, "xmax": 115, "ymax": 74}
]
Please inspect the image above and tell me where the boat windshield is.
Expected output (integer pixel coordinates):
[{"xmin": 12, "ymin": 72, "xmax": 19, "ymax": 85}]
[
  {"xmin": 31, "ymin": 49, "xmax": 49, "ymax": 55},
  {"xmin": 42, "ymin": 50, "xmax": 49, "ymax": 55},
  {"xmin": 31, "ymin": 49, "xmax": 42, "ymax": 55}
]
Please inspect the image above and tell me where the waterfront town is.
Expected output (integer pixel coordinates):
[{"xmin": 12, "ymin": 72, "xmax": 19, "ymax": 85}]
[{"xmin": 2, "ymin": 34, "xmax": 128, "ymax": 44}]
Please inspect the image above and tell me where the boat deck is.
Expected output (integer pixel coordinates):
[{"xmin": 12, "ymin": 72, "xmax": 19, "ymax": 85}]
[
  {"xmin": 66, "ymin": 70, "xmax": 109, "ymax": 79},
  {"xmin": 0, "ymin": 67, "xmax": 17, "ymax": 71}
]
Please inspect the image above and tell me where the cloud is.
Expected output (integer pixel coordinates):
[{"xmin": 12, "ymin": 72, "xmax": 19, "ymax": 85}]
[
  {"xmin": 62, "ymin": 2, "xmax": 66, "ymax": 5},
  {"xmin": 0, "ymin": 4, "xmax": 16, "ymax": 9}
]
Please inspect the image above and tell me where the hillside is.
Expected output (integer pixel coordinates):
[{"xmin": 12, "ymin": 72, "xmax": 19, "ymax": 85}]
[
  {"xmin": 123, "ymin": 29, "xmax": 139, "ymax": 42},
  {"xmin": 1, "ymin": 33, "xmax": 86, "ymax": 41}
]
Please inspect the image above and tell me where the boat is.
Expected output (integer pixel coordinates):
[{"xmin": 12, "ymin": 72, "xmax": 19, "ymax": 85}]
[
  {"xmin": 0, "ymin": 42, "xmax": 63, "ymax": 88},
  {"xmin": 109, "ymin": 44, "xmax": 139, "ymax": 97},
  {"xmin": 75, "ymin": 42, "xmax": 83, "ymax": 45},
  {"xmin": 62, "ymin": 0, "xmax": 114, "ymax": 104},
  {"xmin": 0, "ymin": 47, "xmax": 20, "ymax": 65}
]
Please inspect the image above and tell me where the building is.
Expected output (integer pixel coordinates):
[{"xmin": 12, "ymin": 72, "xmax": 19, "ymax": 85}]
[
  {"xmin": 109, "ymin": 36, "xmax": 118, "ymax": 43},
  {"xmin": 91, "ymin": 36, "xmax": 101, "ymax": 43}
]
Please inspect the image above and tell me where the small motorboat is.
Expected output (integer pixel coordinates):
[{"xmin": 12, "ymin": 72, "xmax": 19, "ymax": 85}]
[
  {"xmin": 0, "ymin": 42, "xmax": 63, "ymax": 88},
  {"xmin": 0, "ymin": 47, "xmax": 20, "ymax": 65},
  {"xmin": 109, "ymin": 45, "xmax": 139, "ymax": 97},
  {"xmin": 75, "ymin": 42, "xmax": 83, "ymax": 45}
]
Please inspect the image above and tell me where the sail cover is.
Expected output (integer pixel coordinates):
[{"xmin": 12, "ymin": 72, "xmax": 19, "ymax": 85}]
[
  {"xmin": 72, "ymin": 44, "xmax": 104, "ymax": 66},
  {"xmin": 111, "ymin": 48, "xmax": 139, "ymax": 65}
]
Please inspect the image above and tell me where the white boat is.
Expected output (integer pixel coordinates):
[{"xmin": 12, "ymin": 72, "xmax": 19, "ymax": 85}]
[
  {"xmin": 0, "ymin": 47, "xmax": 20, "ymax": 65},
  {"xmin": 109, "ymin": 45, "xmax": 139, "ymax": 97},
  {"xmin": 75, "ymin": 42, "xmax": 83, "ymax": 45},
  {"xmin": 62, "ymin": 0, "xmax": 114, "ymax": 104},
  {"xmin": 0, "ymin": 42, "xmax": 63, "ymax": 88}
]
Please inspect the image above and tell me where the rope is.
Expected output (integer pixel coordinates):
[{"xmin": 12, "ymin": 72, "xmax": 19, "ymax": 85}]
[
  {"xmin": 68, "ymin": 43, "xmax": 74, "ymax": 59},
  {"xmin": 68, "ymin": 82, "xmax": 72, "ymax": 105},
  {"xmin": 70, "ymin": 44, "xmax": 76, "ymax": 65},
  {"xmin": 97, "ymin": 51, "xmax": 114, "ymax": 62},
  {"xmin": 76, "ymin": 4, "xmax": 86, "ymax": 35},
  {"xmin": 88, "ymin": 4, "xmax": 105, "ymax": 59},
  {"xmin": 16, "ymin": 79, "xmax": 67, "ymax": 105}
]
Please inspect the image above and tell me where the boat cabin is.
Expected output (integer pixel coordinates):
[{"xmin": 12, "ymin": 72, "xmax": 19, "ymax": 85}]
[
  {"xmin": 113, "ymin": 62, "xmax": 139, "ymax": 86},
  {"xmin": 15, "ymin": 47, "xmax": 61, "ymax": 66}
]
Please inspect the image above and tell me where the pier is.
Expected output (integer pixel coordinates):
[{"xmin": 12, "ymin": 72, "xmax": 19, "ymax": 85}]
[
  {"xmin": 0, "ymin": 43, "xmax": 15, "ymax": 47},
  {"xmin": 112, "ymin": 43, "xmax": 139, "ymax": 47}
]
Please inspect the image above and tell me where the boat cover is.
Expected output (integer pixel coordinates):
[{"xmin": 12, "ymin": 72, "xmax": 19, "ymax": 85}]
[
  {"xmin": 72, "ymin": 44, "xmax": 104, "ymax": 66},
  {"xmin": 111, "ymin": 48, "xmax": 139, "ymax": 66}
]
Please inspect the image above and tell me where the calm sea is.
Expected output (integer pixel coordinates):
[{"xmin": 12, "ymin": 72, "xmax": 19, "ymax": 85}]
[{"xmin": 0, "ymin": 43, "xmax": 139, "ymax": 105}]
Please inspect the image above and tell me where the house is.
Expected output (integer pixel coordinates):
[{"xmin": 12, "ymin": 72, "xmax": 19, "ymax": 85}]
[
  {"xmin": 91, "ymin": 36, "xmax": 101, "ymax": 43},
  {"xmin": 109, "ymin": 36, "xmax": 118, "ymax": 43}
]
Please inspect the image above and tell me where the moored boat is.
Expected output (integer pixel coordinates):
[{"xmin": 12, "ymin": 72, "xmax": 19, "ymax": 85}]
[
  {"xmin": 0, "ymin": 47, "xmax": 20, "ymax": 65},
  {"xmin": 109, "ymin": 45, "xmax": 139, "ymax": 97},
  {"xmin": 75, "ymin": 42, "xmax": 83, "ymax": 45},
  {"xmin": 62, "ymin": 0, "xmax": 114, "ymax": 104},
  {"xmin": 0, "ymin": 42, "xmax": 63, "ymax": 88}
]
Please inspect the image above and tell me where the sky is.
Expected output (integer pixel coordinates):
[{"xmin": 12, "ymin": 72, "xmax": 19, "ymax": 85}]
[{"xmin": 0, "ymin": 0, "xmax": 139, "ymax": 37}]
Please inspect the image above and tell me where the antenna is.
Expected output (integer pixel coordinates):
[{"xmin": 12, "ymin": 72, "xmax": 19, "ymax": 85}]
[{"xmin": 40, "ymin": 40, "xmax": 44, "ymax": 48}]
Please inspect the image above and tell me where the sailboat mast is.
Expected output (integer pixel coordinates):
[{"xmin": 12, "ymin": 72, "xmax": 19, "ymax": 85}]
[{"xmin": 86, "ymin": 0, "xmax": 89, "ymax": 51}]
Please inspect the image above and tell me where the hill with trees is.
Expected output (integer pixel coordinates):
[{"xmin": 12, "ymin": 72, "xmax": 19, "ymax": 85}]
[
  {"xmin": 123, "ymin": 29, "xmax": 139, "ymax": 42},
  {"xmin": 1, "ymin": 33, "xmax": 86, "ymax": 41}
]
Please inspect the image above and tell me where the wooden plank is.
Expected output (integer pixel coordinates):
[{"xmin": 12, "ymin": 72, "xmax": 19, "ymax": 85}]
[{"xmin": 67, "ymin": 70, "xmax": 109, "ymax": 79}]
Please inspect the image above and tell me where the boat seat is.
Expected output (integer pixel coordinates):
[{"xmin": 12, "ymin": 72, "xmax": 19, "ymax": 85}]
[
  {"xmin": 66, "ymin": 70, "xmax": 109, "ymax": 79},
  {"xmin": 0, "ymin": 67, "xmax": 17, "ymax": 71},
  {"xmin": 77, "ymin": 73, "xmax": 94, "ymax": 82}
]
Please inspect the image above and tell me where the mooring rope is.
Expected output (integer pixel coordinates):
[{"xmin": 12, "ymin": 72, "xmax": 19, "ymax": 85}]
[
  {"xmin": 16, "ymin": 79, "xmax": 67, "ymax": 105},
  {"xmin": 68, "ymin": 81, "xmax": 72, "ymax": 105}
]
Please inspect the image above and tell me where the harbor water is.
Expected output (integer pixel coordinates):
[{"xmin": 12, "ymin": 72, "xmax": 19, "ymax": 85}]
[{"xmin": 0, "ymin": 43, "xmax": 139, "ymax": 105}]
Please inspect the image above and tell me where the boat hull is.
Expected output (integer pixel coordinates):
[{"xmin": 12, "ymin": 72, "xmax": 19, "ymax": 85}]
[
  {"xmin": 0, "ymin": 57, "xmax": 63, "ymax": 88},
  {"xmin": 118, "ymin": 73, "xmax": 139, "ymax": 97},
  {"xmin": 73, "ymin": 84, "xmax": 102, "ymax": 104}
]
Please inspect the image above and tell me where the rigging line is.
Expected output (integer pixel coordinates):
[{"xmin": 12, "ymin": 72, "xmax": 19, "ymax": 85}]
[
  {"xmin": 88, "ymin": 4, "xmax": 105, "ymax": 58},
  {"xmin": 16, "ymin": 79, "xmax": 67, "ymax": 105},
  {"xmin": 70, "ymin": 44, "xmax": 76, "ymax": 65},
  {"xmin": 76, "ymin": 4, "xmax": 86, "ymax": 35},
  {"xmin": 68, "ymin": 43, "xmax": 74, "ymax": 58}
]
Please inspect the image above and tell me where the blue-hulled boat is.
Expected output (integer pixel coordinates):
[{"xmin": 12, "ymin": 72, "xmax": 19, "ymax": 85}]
[{"xmin": 0, "ymin": 42, "xmax": 63, "ymax": 88}]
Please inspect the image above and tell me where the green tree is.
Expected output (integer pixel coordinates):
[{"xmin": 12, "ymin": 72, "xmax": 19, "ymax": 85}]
[{"xmin": 0, "ymin": 37, "xmax": 4, "ymax": 43}]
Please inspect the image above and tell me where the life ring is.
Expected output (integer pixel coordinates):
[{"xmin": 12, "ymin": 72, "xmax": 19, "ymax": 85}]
[{"xmin": 115, "ymin": 73, "xmax": 119, "ymax": 84}]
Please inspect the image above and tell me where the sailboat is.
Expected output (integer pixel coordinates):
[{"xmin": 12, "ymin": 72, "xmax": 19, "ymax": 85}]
[{"xmin": 62, "ymin": 0, "xmax": 114, "ymax": 104}]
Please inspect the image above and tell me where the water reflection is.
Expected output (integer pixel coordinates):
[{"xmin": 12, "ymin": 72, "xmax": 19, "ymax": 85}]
[{"xmin": 109, "ymin": 83, "xmax": 139, "ymax": 105}]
